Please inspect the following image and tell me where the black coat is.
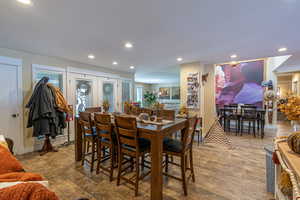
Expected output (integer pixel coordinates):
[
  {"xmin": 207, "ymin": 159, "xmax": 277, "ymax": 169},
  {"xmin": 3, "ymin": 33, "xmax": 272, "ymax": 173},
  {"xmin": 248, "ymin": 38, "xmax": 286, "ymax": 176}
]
[{"xmin": 26, "ymin": 77, "xmax": 66, "ymax": 138}]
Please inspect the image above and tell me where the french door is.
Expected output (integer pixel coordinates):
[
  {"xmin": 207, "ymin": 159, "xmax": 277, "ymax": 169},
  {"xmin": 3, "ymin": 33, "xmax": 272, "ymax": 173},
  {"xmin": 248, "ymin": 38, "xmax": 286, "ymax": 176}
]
[{"xmin": 98, "ymin": 78, "xmax": 119, "ymax": 112}]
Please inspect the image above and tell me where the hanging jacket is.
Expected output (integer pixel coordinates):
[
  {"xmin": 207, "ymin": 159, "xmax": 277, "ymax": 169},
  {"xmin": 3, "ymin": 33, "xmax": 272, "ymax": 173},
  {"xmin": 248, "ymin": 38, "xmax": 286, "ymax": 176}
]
[{"xmin": 26, "ymin": 77, "xmax": 64, "ymax": 138}]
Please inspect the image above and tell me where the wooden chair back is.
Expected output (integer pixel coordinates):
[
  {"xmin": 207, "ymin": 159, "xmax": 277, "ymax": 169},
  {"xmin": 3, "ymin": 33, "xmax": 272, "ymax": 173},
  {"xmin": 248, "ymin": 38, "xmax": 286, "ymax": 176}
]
[
  {"xmin": 78, "ymin": 112, "xmax": 93, "ymax": 135},
  {"xmin": 140, "ymin": 108, "xmax": 153, "ymax": 116},
  {"xmin": 114, "ymin": 116, "xmax": 139, "ymax": 153},
  {"xmin": 161, "ymin": 110, "xmax": 175, "ymax": 121},
  {"xmin": 94, "ymin": 113, "xmax": 113, "ymax": 142},
  {"xmin": 182, "ymin": 116, "xmax": 198, "ymax": 152},
  {"xmin": 85, "ymin": 107, "xmax": 102, "ymax": 113}
]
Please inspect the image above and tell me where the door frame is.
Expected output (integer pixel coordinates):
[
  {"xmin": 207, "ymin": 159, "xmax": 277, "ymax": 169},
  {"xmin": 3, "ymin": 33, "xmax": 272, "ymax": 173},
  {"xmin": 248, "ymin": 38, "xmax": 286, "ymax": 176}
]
[{"xmin": 0, "ymin": 56, "xmax": 23, "ymax": 154}]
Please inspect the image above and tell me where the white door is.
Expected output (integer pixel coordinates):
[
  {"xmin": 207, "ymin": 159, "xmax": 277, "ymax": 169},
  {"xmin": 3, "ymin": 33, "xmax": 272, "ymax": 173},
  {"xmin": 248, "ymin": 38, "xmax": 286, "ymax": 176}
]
[{"xmin": 0, "ymin": 59, "xmax": 22, "ymax": 154}]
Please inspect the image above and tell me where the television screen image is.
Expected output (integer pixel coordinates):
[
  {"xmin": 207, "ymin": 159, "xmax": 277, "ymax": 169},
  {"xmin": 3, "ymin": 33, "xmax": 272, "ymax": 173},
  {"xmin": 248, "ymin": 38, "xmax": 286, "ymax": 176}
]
[{"xmin": 215, "ymin": 60, "xmax": 264, "ymax": 108}]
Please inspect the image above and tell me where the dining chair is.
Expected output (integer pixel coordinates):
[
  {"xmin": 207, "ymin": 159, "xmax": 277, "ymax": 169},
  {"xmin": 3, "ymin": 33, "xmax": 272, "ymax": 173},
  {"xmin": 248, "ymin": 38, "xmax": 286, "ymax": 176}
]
[
  {"xmin": 85, "ymin": 107, "xmax": 102, "ymax": 113},
  {"xmin": 114, "ymin": 116, "xmax": 151, "ymax": 196},
  {"xmin": 240, "ymin": 106, "xmax": 257, "ymax": 136},
  {"xmin": 163, "ymin": 116, "xmax": 198, "ymax": 196},
  {"xmin": 78, "ymin": 112, "xmax": 98, "ymax": 172},
  {"xmin": 195, "ymin": 117, "xmax": 203, "ymax": 145},
  {"xmin": 140, "ymin": 108, "xmax": 153, "ymax": 116},
  {"xmin": 94, "ymin": 113, "xmax": 116, "ymax": 181},
  {"xmin": 156, "ymin": 109, "xmax": 175, "ymax": 121},
  {"xmin": 224, "ymin": 105, "xmax": 240, "ymax": 135}
]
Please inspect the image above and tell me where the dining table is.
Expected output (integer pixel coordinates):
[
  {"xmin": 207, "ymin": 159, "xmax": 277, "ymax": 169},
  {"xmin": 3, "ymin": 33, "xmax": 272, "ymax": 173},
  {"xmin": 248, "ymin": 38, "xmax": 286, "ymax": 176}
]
[{"xmin": 74, "ymin": 113, "xmax": 187, "ymax": 200}]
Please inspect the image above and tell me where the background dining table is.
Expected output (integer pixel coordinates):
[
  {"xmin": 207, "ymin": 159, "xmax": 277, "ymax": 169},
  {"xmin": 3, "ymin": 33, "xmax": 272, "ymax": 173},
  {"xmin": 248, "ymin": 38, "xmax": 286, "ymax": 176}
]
[{"xmin": 75, "ymin": 114, "xmax": 187, "ymax": 200}]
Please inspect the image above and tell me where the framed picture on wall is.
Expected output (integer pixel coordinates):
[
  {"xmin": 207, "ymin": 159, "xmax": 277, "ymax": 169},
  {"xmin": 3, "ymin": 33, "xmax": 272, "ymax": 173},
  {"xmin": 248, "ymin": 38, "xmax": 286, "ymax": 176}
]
[
  {"xmin": 215, "ymin": 60, "xmax": 264, "ymax": 108},
  {"xmin": 159, "ymin": 87, "xmax": 170, "ymax": 99},
  {"xmin": 186, "ymin": 72, "xmax": 200, "ymax": 108},
  {"xmin": 171, "ymin": 87, "xmax": 180, "ymax": 100}
]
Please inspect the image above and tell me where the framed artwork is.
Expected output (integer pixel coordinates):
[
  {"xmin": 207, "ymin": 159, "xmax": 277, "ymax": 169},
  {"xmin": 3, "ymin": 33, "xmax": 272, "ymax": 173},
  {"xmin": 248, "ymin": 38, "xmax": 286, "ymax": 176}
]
[
  {"xmin": 215, "ymin": 60, "xmax": 264, "ymax": 108},
  {"xmin": 187, "ymin": 72, "xmax": 200, "ymax": 108},
  {"xmin": 171, "ymin": 87, "xmax": 180, "ymax": 100},
  {"xmin": 159, "ymin": 87, "xmax": 170, "ymax": 99}
]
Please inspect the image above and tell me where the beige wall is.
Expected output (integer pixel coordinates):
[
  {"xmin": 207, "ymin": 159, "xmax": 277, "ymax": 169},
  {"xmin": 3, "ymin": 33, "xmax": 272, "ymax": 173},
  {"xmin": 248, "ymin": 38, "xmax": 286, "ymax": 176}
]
[
  {"xmin": 180, "ymin": 62, "xmax": 216, "ymax": 134},
  {"xmin": 0, "ymin": 47, "xmax": 134, "ymax": 153}
]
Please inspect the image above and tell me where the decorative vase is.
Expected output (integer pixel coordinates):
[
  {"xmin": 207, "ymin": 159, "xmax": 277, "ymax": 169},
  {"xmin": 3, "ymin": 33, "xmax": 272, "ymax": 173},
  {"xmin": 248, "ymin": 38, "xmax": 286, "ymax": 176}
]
[{"xmin": 287, "ymin": 131, "xmax": 300, "ymax": 154}]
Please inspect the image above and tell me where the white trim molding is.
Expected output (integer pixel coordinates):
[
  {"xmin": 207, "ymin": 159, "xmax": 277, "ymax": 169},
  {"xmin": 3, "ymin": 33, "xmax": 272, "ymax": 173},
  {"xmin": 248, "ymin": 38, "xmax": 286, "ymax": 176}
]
[{"xmin": 67, "ymin": 66, "xmax": 121, "ymax": 79}]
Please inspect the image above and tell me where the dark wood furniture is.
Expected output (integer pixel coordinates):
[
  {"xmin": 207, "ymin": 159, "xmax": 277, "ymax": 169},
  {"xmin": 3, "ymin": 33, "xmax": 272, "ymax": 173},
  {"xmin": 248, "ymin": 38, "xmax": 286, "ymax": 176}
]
[
  {"xmin": 78, "ymin": 112, "xmax": 98, "ymax": 172},
  {"xmin": 240, "ymin": 106, "xmax": 257, "ymax": 136},
  {"xmin": 94, "ymin": 113, "xmax": 116, "ymax": 181},
  {"xmin": 163, "ymin": 116, "xmax": 198, "ymax": 196},
  {"xmin": 114, "ymin": 116, "xmax": 150, "ymax": 196},
  {"xmin": 156, "ymin": 109, "xmax": 176, "ymax": 121},
  {"xmin": 195, "ymin": 117, "xmax": 203, "ymax": 145},
  {"xmin": 75, "ymin": 116, "xmax": 187, "ymax": 200},
  {"xmin": 5, "ymin": 138, "xmax": 14, "ymax": 154},
  {"xmin": 224, "ymin": 105, "xmax": 240, "ymax": 134},
  {"xmin": 85, "ymin": 107, "xmax": 102, "ymax": 113}
]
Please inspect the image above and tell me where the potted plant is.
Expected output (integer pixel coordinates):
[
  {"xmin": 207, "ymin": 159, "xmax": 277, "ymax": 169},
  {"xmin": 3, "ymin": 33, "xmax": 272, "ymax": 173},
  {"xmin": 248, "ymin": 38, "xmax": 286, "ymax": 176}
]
[
  {"xmin": 102, "ymin": 100, "xmax": 110, "ymax": 113},
  {"xmin": 143, "ymin": 91, "xmax": 157, "ymax": 108}
]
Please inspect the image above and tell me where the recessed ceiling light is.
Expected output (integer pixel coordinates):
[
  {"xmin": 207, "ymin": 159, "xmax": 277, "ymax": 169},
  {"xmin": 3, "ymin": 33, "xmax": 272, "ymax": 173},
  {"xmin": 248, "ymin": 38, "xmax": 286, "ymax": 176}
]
[
  {"xmin": 177, "ymin": 57, "xmax": 183, "ymax": 62},
  {"xmin": 130, "ymin": 66, "xmax": 135, "ymax": 69},
  {"xmin": 112, "ymin": 61, "xmax": 118, "ymax": 65},
  {"xmin": 17, "ymin": 0, "xmax": 32, "ymax": 5},
  {"xmin": 278, "ymin": 47, "xmax": 287, "ymax": 52},
  {"xmin": 125, "ymin": 42, "xmax": 133, "ymax": 49},
  {"xmin": 88, "ymin": 54, "xmax": 95, "ymax": 59},
  {"xmin": 230, "ymin": 54, "xmax": 237, "ymax": 59}
]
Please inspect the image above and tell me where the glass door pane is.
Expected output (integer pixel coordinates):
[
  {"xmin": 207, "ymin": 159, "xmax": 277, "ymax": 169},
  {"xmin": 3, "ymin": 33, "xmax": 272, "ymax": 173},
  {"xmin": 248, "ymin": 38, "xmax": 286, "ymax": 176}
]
[
  {"xmin": 122, "ymin": 81, "xmax": 131, "ymax": 111},
  {"xmin": 35, "ymin": 71, "xmax": 64, "ymax": 91},
  {"xmin": 103, "ymin": 82, "xmax": 114, "ymax": 112},
  {"xmin": 75, "ymin": 80, "xmax": 92, "ymax": 116}
]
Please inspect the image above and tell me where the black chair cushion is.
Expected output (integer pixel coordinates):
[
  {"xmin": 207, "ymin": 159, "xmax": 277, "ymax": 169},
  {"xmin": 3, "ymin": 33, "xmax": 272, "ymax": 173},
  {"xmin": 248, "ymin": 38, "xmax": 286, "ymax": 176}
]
[{"xmin": 163, "ymin": 137, "xmax": 182, "ymax": 153}]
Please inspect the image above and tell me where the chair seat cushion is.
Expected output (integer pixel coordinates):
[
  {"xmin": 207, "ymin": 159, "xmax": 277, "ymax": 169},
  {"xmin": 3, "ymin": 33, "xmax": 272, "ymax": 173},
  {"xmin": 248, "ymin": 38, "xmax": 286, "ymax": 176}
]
[{"xmin": 163, "ymin": 137, "xmax": 182, "ymax": 153}]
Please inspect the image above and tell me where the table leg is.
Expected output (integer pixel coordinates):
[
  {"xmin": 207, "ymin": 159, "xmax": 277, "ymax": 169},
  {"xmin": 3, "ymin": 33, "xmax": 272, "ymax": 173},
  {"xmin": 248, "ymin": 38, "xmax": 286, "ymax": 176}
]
[
  {"xmin": 150, "ymin": 134, "xmax": 163, "ymax": 200},
  {"xmin": 75, "ymin": 117, "xmax": 82, "ymax": 161}
]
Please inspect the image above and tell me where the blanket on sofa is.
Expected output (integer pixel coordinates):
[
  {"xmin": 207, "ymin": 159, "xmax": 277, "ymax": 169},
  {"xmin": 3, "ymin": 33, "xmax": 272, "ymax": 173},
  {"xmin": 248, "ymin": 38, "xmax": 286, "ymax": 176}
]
[
  {"xmin": 0, "ymin": 172, "xmax": 44, "ymax": 182},
  {"xmin": 0, "ymin": 182, "xmax": 59, "ymax": 200}
]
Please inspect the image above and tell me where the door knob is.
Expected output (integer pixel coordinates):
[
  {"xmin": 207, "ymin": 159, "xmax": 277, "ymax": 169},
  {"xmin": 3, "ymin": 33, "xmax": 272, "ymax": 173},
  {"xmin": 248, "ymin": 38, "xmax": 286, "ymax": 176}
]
[{"xmin": 12, "ymin": 114, "xmax": 19, "ymax": 118}]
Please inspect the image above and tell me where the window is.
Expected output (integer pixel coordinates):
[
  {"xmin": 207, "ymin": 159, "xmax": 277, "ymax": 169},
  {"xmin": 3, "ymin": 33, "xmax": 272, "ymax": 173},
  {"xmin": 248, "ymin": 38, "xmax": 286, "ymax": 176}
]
[
  {"xmin": 35, "ymin": 71, "xmax": 63, "ymax": 90},
  {"xmin": 136, "ymin": 87, "xmax": 143, "ymax": 105},
  {"xmin": 75, "ymin": 80, "xmax": 92, "ymax": 116}
]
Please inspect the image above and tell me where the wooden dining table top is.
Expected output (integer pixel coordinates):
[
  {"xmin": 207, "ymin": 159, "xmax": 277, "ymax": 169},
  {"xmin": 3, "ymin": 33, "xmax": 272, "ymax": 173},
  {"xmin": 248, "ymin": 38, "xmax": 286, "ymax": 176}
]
[{"xmin": 90, "ymin": 112, "xmax": 187, "ymax": 133}]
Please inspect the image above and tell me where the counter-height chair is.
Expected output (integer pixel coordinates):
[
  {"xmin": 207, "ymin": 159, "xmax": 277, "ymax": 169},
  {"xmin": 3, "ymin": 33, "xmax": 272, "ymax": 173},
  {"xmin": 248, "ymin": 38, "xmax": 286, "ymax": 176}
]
[
  {"xmin": 224, "ymin": 105, "xmax": 240, "ymax": 135},
  {"xmin": 94, "ymin": 113, "xmax": 116, "ymax": 181},
  {"xmin": 155, "ymin": 109, "xmax": 175, "ymax": 121},
  {"xmin": 78, "ymin": 112, "xmax": 98, "ymax": 172},
  {"xmin": 85, "ymin": 107, "xmax": 102, "ymax": 113},
  {"xmin": 163, "ymin": 116, "xmax": 198, "ymax": 196},
  {"xmin": 240, "ymin": 105, "xmax": 257, "ymax": 136},
  {"xmin": 114, "ymin": 116, "xmax": 151, "ymax": 196}
]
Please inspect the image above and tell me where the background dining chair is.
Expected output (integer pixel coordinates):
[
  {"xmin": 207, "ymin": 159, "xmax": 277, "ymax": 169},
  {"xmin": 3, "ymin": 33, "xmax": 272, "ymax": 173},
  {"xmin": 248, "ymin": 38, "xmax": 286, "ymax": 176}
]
[
  {"xmin": 155, "ymin": 109, "xmax": 176, "ymax": 121},
  {"xmin": 240, "ymin": 105, "xmax": 257, "ymax": 136},
  {"xmin": 85, "ymin": 107, "xmax": 102, "ymax": 113},
  {"xmin": 114, "ymin": 116, "xmax": 151, "ymax": 196},
  {"xmin": 94, "ymin": 113, "xmax": 116, "ymax": 181},
  {"xmin": 224, "ymin": 105, "xmax": 240, "ymax": 135},
  {"xmin": 78, "ymin": 112, "xmax": 98, "ymax": 172},
  {"xmin": 163, "ymin": 116, "xmax": 198, "ymax": 196}
]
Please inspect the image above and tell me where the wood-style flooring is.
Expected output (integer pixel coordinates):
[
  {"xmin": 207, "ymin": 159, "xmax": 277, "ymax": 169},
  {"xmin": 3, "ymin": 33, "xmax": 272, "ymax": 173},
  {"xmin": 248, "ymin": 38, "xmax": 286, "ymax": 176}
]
[{"xmin": 18, "ymin": 123, "xmax": 292, "ymax": 200}]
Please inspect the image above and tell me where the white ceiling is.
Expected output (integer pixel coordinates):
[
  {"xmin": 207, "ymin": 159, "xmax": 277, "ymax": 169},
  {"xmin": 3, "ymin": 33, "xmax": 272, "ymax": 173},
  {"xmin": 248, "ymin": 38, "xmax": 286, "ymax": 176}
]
[{"xmin": 1, "ymin": 0, "xmax": 300, "ymax": 83}]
